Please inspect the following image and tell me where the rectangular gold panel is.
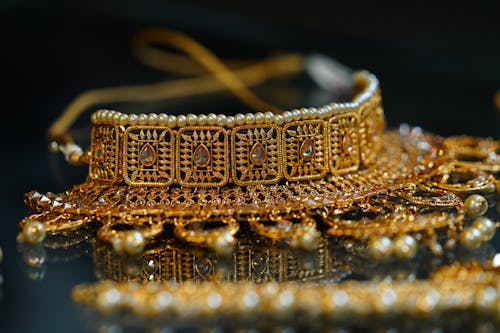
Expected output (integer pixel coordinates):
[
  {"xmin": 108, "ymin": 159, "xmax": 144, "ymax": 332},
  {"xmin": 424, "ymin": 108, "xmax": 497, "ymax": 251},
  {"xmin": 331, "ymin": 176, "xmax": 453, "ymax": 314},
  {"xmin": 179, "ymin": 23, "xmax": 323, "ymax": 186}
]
[
  {"xmin": 89, "ymin": 124, "xmax": 120, "ymax": 182},
  {"xmin": 176, "ymin": 126, "xmax": 229, "ymax": 187},
  {"xmin": 231, "ymin": 124, "xmax": 282, "ymax": 185},
  {"xmin": 283, "ymin": 120, "xmax": 327, "ymax": 181},
  {"xmin": 123, "ymin": 126, "xmax": 175, "ymax": 186},
  {"xmin": 328, "ymin": 112, "xmax": 360, "ymax": 173}
]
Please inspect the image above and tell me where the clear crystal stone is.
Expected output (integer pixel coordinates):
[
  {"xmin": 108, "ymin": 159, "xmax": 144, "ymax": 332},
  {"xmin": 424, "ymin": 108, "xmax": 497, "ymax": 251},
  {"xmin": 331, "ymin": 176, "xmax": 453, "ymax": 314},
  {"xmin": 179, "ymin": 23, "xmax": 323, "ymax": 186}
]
[
  {"xmin": 139, "ymin": 143, "xmax": 156, "ymax": 166},
  {"xmin": 343, "ymin": 134, "xmax": 353, "ymax": 152},
  {"xmin": 193, "ymin": 144, "xmax": 210, "ymax": 167},
  {"xmin": 250, "ymin": 142, "xmax": 267, "ymax": 166},
  {"xmin": 196, "ymin": 257, "xmax": 213, "ymax": 277},
  {"xmin": 300, "ymin": 139, "xmax": 315, "ymax": 161}
]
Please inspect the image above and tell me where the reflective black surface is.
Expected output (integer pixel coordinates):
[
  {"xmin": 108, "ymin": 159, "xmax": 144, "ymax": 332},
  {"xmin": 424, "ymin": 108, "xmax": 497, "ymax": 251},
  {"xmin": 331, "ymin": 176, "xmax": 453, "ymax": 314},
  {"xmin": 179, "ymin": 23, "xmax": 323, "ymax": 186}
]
[{"xmin": 1, "ymin": 1, "xmax": 500, "ymax": 332}]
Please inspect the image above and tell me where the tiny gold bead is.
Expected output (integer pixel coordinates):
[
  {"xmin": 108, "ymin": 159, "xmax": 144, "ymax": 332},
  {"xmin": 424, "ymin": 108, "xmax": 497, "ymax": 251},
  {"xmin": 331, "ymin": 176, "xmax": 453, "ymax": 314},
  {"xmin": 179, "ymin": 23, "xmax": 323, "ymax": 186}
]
[
  {"xmin": 472, "ymin": 217, "xmax": 497, "ymax": 241},
  {"xmin": 22, "ymin": 221, "xmax": 46, "ymax": 244},
  {"xmin": 186, "ymin": 114, "xmax": 197, "ymax": 126},
  {"xmin": 368, "ymin": 236, "xmax": 392, "ymax": 260},
  {"xmin": 392, "ymin": 235, "xmax": 418, "ymax": 259},
  {"xmin": 207, "ymin": 113, "xmax": 217, "ymax": 126},
  {"xmin": 216, "ymin": 114, "xmax": 226, "ymax": 126},
  {"xmin": 254, "ymin": 112, "xmax": 265, "ymax": 124},
  {"xmin": 167, "ymin": 115, "xmax": 177, "ymax": 128},
  {"xmin": 496, "ymin": 179, "xmax": 500, "ymax": 193},
  {"xmin": 463, "ymin": 194, "xmax": 488, "ymax": 218},
  {"xmin": 68, "ymin": 151, "xmax": 82, "ymax": 165},
  {"xmin": 176, "ymin": 115, "xmax": 187, "ymax": 127},
  {"xmin": 122, "ymin": 230, "xmax": 146, "ymax": 255},
  {"xmin": 197, "ymin": 114, "xmax": 207, "ymax": 126},
  {"xmin": 235, "ymin": 113, "xmax": 245, "ymax": 126},
  {"xmin": 459, "ymin": 227, "xmax": 482, "ymax": 249},
  {"xmin": 245, "ymin": 113, "xmax": 255, "ymax": 125}
]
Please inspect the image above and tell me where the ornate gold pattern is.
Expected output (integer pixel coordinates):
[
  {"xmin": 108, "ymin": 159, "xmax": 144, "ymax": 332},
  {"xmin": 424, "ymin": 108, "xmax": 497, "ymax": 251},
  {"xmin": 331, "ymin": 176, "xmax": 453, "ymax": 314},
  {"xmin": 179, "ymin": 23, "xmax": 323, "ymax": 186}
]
[
  {"xmin": 232, "ymin": 124, "xmax": 282, "ymax": 185},
  {"xmin": 359, "ymin": 97, "xmax": 384, "ymax": 166},
  {"xmin": 176, "ymin": 126, "xmax": 229, "ymax": 187},
  {"xmin": 328, "ymin": 112, "xmax": 360, "ymax": 173},
  {"xmin": 123, "ymin": 127, "xmax": 174, "ymax": 186},
  {"xmin": 89, "ymin": 124, "xmax": 119, "ymax": 181},
  {"xmin": 283, "ymin": 120, "xmax": 327, "ymax": 180}
]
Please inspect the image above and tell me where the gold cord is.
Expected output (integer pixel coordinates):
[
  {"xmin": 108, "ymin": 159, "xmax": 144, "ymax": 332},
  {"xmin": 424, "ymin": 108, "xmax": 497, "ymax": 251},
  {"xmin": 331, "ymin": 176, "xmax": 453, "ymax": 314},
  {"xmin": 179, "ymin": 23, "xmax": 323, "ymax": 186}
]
[{"xmin": 48, "ymin": 28, "xmax": 304, "ymax": 143}]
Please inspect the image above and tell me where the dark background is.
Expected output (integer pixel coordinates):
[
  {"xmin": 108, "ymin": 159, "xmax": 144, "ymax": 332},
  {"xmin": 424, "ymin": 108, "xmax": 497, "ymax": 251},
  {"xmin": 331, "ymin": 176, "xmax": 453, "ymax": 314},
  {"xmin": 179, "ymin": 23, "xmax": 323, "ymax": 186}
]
[{"xmin": 0, "ymin": 1, "xmax": 499, "ymax": 332}]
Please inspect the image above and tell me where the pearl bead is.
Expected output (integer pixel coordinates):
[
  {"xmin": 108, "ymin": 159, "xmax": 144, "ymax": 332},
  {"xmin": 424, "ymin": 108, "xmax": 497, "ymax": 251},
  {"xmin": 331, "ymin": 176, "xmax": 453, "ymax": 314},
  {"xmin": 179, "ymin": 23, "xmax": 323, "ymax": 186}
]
[
  {"xmin": 100, "ymin": 110, "xmax": 108, "ymax": 121},
  {"xmin": 148, "ymin": 113, "xmax": 158, "ymax": 125},
  {"xmin": 119, "ymin": 114, "xmax": 129, "ymax": 125},
  {"xmin": 208, "ymin": 232, "xmax": 235, "ymax": 256},
  {"xmin": 207, "ymin": 113, "xmax": 217, "ymax": 126},
  {"xmin": 197, "ymin": 114, "xmax": 207, "ymax": 126},
  {"xmin": 254, "ymin": 112, "xmax": 264, "ymax": 124},
  {"xmin": 300, "ymin": 108, "xmax": 309, "ymax": 119},
  {"xmin": 464, "ymin": 194, "xmax": 488, "ymax": 218},
  {"xmin": 216, "ymin": 114, "xmax": 226, "ymax": 126},
  {"xmin": 128, "ymin": 114, "xmax": 138, "ymax": 125},
  {"xmin": 282, "ymin": 111, "xmax": 293, "ymax": 122},
  {"xmin": 368, "ymin": 236, "xmax": 392, "ymax": 260},
  {"xmin": 113, "ymin": 112, "xmax": 121, "ymax": 122},
  {"xmin": 472, "ymin": 217, "xmax": 497, "ymax": 241},
  {"xmin": 158, "ymin": 113, "xmax": 168, "ymax": 125},
  {"xmin": 122, "ymin": 230, "xmax": 146, "ymax": 255},
  {"xmin": 274, "ymin": 114, "xmax": 284, "ymax": 125},
  {"xmin": 48, "ymin": 141, "xmax": 59, "ymax": 153},
  {"xmin": 96, "ymin": 287, "xmax": 122, "ymax": 314},
  {"xmin": 459, "ymin": 227, "xmax": 482, "ymax": 249},
  {"xmin": 138, "ymin": 113, "xmax": 148, "ymax": 125},
  {"xmin": 309, "ymin": 107, "xmax": 318, "ymax": 119},
  {"xmin": 167, "ymin": 115, "xmax": 177, "ymax": 128},
  {"xmin": 292, "ymin": 109, "xmax": 301, "ymax": 121},
  {"xmin": 245, "ymin": 113, "xmax": 255, "ymax": 125},
  {"xmin": 235, "ymin": 113, "xmax": 245, "ymax": 126},
  {"xmin": 176, "ymin": 115, "xmax": 187, "ymax": 127},
  {"xmin": 186, "ymin": 114, "xmax": 197, "ymax": 126},
  {"xmin": 264, "ymin": 112, "xmax": 274, "ymax": 124},
  {"xmin": 226, "ymin": 116, "xmax": 235, "ymax": 128},
  {"xmin": 392, "ymin": 235, "xmax": 418, "ymax": 259},
  {"xmin": 22, "ymin": 221, "xmax": 46, "ymax": 244},
  {"xmin": 299, "ymin": 230, "xmax": 320, "ymax": 251}
]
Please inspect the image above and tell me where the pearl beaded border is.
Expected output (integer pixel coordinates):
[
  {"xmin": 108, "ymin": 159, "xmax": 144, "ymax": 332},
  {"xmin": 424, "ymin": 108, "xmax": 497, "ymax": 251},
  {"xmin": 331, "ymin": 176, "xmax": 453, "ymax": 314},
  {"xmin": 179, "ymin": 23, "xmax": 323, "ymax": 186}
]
[{"xmin": 90, "ymin": 71, "xmax": 379, "ymax": 128}]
